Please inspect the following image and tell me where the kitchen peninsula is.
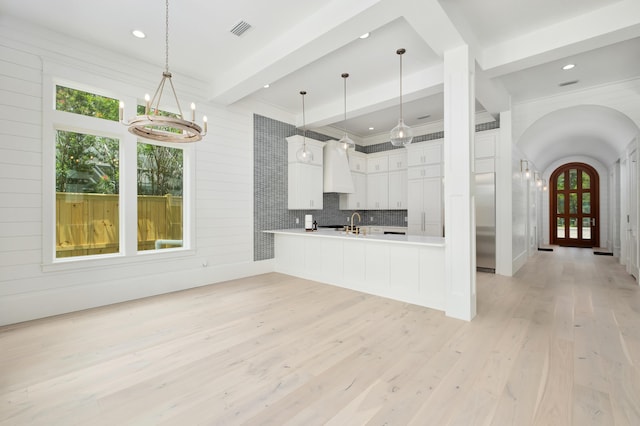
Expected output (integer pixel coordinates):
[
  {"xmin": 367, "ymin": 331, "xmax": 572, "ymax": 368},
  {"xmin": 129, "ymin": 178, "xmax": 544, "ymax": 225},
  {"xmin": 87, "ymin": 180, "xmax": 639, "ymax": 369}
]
[{"xmin": 266, "ymin": 228, "xmax": 446, "ymax": 312}]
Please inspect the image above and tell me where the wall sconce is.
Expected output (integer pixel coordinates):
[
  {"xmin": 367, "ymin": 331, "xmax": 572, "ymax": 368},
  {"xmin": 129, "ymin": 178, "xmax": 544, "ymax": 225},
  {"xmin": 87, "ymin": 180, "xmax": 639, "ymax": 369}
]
[
  {"xmin": 542, "ymin": 179, "xmax": 548, "ymax": 191},
  {"xmin": 535, "ymin": 172, "xmax": 542, "ymax": 187},
  {"xmin": 520, "ymin": 159, "xmax": 530, "ymax": 179}
]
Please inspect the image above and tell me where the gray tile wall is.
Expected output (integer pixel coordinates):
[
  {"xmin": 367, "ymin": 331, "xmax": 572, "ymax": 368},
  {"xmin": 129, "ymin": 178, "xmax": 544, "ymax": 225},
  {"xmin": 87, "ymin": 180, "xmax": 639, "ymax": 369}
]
[{"xmin": 253, "ymin": 114, "xmax": 499, "ymax": 261}]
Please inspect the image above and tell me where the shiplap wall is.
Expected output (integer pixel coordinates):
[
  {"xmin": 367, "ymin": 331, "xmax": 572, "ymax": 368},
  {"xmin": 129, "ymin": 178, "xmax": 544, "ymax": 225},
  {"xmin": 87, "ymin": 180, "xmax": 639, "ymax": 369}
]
[{"xmin": 0, "ymin": 18, "xmax": 268, "ymax": 326}]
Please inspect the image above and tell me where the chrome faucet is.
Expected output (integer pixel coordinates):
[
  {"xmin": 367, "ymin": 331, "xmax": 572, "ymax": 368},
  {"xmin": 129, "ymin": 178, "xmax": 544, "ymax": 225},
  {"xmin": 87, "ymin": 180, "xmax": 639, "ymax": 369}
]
[{"xmin": 349, "ymin": 212, "xmax": 361, "ymax": 234}]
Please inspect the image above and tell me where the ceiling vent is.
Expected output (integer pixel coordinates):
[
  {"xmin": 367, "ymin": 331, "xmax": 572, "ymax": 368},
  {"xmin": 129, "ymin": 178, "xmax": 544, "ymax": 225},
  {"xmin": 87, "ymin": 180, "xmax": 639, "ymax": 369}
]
[
  {"xmin": 558, "ymin": 80, "xmax": 579, "ymax": 87},
  {"xmin": 230, "ymin": 21, "xmax": 252, "ymax": 37}
]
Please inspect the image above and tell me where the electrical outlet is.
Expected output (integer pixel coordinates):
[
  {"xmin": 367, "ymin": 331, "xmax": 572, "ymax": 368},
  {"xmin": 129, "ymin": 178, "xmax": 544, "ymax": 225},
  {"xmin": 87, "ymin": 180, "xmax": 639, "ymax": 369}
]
[
  {"xmin": 370, "ymin": 217, "xmax": 374, "ymax": 222},
  {"xmin": 404, "ymin": 216, "xmax": 408, "ymax": 222},
  {"xmin": 295, "ymin": 217, "xmax": 299, "ymax": 224}
]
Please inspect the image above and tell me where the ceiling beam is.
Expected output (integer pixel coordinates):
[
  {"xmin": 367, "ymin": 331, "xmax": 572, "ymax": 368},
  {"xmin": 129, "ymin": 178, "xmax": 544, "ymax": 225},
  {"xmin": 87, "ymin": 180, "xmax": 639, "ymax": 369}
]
[{"xmin": 480, "ymin": 0, "xmax": 640, "ymax": 78}]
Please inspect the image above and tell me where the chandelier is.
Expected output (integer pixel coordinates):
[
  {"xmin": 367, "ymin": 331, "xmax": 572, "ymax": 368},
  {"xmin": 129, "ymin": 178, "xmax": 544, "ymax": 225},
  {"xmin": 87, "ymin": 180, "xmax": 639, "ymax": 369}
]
[{"xmin": 120, "ymin": 0, "xmax": 207, "ymax": 143}]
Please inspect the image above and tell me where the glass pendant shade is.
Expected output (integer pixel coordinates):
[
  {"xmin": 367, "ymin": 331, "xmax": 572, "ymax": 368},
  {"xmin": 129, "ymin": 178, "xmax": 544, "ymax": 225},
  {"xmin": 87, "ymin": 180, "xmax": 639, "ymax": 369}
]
[
  {"xmin": 390, "ymin": 118, "xmax": 413, "ymax": 146},
  {"xmin": 389, "ymin": 48, "xmax": 412, "ymax": 147},
  {"xmin": 296, "ymin": 143, "xmax": 313, "ymax": 163},
  {"xmin": 339, "ymin": 133, "xmax": 355, "ymax": 151}
]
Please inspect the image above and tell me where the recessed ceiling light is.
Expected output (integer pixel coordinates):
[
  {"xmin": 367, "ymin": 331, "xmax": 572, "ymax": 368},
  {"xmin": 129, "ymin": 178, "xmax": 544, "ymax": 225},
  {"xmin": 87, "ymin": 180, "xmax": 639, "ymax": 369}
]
[
  {"xmin": 263, "ymin": 84, "xmax": 270, "ymax": 89},
  {"xmin": 369, "ymin": 127, "xmax": 374, "ymax": 130},
  {"xmin": 562, "ymin": 63, "xmax": 575, "ymax": 70},
  {"xmin": 359, "ymin": 32, "xmax": 370, "ymax": 39},
  {"xmin": 132, "ymin": 30, "xmax": 146, "ymax": 39}
]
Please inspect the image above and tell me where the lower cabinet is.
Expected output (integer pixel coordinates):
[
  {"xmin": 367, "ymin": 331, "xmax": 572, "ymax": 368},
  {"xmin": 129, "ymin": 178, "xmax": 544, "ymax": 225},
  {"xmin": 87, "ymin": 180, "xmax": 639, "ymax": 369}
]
[{"xmin": 408, "ymin": 177, "xmax": 443, "ymax": 236}]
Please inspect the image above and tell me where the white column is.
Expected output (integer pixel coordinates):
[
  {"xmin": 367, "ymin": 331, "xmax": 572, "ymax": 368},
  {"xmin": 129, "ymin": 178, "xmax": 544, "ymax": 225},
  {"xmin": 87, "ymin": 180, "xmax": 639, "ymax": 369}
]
[
  {"xmin": 443, "ymin": 45, "xmax": 476, "ymax": 321},
  {"xmin": 496, "ymin": 111, "xmax": 513, "ymax": 276}
]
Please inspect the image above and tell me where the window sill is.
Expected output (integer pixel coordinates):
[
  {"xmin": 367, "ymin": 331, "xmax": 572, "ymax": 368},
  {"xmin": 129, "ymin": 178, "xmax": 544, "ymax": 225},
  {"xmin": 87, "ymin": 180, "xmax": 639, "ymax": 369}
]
[{"xmin": 41, "ymin": 248, "xmax": 196, "ymax": 273}]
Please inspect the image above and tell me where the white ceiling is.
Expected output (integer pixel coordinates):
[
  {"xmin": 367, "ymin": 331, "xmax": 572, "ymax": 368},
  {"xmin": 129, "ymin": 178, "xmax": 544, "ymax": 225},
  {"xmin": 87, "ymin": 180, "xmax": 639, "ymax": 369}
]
[{"xmin": 1, "ymin": 0, "xmax": 640, "ymax": 160}]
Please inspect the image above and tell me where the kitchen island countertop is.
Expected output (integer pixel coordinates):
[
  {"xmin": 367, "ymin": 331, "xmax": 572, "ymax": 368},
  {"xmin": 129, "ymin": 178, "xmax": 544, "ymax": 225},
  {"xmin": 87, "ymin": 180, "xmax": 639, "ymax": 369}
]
[{"xmin": 265, "ymin": 228, "xmax": 445, "ymax": 247}]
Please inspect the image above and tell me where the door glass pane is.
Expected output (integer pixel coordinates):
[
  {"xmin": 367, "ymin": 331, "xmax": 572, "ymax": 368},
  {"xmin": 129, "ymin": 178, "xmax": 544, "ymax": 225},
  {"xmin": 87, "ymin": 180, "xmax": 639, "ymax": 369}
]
[
  {"xmin": 569, "ymin": 193, "xmax": 578, "ymax": 214},
  {"xmin": 582, "ymin": 218, "xmax": 591, "ymax": 240},
  {"xmin": 569, "ymin": 217, "xmax": 578, "ymax": 239},
  {"xmin": 582, "ymin": 193, "xmax": 591, "ymax": 214},
  {"xmin": 557, "ymin": 194, "xmax": 565, "ymax": 214},
  {"xmin": 569, "ymin": 169, "xmax": 578, "ymax": 190},
  {"xmin": 583, "ymin": 172, "xmax": 590, "ymax": 189},
  {"xmin": 557, "ymin": 218, "xmax": 565, "ymax": 239},
  {"xmin": 557, "ymin": 173, "xmax": 565, "ymax": 190}
]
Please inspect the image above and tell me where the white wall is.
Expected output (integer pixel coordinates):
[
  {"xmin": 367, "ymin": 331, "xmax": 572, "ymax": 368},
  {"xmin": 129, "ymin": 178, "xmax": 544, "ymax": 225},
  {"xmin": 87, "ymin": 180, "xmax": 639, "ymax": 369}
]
[{"xmin": 0, "ymin": 19, "xmax": 273, "ymax": 325}]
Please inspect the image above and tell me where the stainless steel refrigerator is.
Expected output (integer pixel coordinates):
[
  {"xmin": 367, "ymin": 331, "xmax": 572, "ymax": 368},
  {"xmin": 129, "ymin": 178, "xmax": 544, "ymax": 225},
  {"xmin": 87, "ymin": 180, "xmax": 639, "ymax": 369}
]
[{"xmin": 476, "ymin": 173, "xmax": 496, "ymax": 272}]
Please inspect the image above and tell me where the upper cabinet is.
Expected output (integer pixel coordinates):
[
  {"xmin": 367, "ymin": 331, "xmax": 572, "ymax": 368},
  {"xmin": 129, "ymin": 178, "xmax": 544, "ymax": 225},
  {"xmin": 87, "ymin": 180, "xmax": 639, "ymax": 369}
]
[
  {"xmin": 286, "ymin": 135, "xmax": 326, "ymax": 210},
  {"xmin": 406, "ymin": 139, "xmax": 443, "ymax": 167}
]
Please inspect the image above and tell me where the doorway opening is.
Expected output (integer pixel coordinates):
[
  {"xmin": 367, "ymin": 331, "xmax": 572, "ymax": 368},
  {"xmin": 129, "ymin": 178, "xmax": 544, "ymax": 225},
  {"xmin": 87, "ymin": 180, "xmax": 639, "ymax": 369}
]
[{"xmin": 550, "ymin": 162, "xmax": 599, "ymax": 248}]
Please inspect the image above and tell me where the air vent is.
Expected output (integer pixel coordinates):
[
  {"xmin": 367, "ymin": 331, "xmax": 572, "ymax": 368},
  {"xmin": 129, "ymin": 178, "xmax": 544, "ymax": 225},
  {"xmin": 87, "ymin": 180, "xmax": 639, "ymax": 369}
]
[
  {"xmin": 230, "ymin": 21, "xmax": 252, "ymax": 37},
  {"xmin": 558, "ymin": 80, "xmax": 579, "ymax": 87}
]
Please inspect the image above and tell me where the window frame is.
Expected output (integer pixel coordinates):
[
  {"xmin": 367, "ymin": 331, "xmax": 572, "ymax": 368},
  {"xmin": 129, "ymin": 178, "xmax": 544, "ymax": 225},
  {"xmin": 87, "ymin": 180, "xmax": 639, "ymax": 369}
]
[{"xmin": 42, "ymin": 67, "xmax": 195, "ymax": 272}]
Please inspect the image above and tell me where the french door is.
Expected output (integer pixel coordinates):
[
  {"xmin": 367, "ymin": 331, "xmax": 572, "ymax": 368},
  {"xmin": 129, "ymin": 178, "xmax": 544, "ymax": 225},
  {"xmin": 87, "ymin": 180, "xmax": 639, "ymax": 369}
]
[{"xmin": 551, "ymin": 163, "xmax": 599, "ymax": 247}]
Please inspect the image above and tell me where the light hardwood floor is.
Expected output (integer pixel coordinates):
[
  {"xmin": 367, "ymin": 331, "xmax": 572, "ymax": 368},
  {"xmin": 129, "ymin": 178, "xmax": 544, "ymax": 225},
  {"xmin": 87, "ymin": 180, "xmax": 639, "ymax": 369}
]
[{"xmin": 1, "ymin": 247, "xmax": 639, "ymax": 425}]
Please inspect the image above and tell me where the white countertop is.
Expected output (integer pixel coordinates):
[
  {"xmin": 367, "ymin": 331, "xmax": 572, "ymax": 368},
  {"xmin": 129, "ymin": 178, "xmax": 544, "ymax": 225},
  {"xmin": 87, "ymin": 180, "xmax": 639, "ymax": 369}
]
[{"xmin": 265, "ymin": 228, "xmax": 445, "ymax": 247}]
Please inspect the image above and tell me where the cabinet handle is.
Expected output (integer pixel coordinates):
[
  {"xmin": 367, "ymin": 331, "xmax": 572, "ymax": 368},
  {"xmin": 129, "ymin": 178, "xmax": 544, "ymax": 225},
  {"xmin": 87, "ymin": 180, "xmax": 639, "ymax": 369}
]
[{"xmin": 422, "ymin": 212, "xmax": 426, "ymax": 232}]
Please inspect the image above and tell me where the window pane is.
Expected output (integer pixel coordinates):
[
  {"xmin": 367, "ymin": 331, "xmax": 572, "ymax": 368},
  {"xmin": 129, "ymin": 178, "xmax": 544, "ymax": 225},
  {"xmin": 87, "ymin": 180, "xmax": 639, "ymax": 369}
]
[
  {"xmin": 557, "ymin": 194, "xmax": 565, "ymax": 214},
  {"xmin": 569, "ymin": 169, "xmax": 578, "ymax": 190},
  {"xmin": 569, "ymin": 217, "xmax": 578, "ymax": 239},
  {"xmin": 582, "ymin": 193, "xmax": 591, "ymax": 214},
  {"xmin": 137, "ymin": 142, "xmax": 184, "ymax": 251},
  {"xmin": 582, "ymin": 218, "xmax": 591, "ymax": 240},
  {"xmin": 582, "ymin": 172, "xmax": 590, "ymax": 189},
  {"xmin": 557, "ymin": 218, "xmax": 565, "ymax": 239},
  {"xmin": 557, "ymin": 173, "xmax": 565, "ymax": 190},
  {"xmin": 56, "ymin": 85, "xmax": 119, "ymax": 121},
  {"xmin": 56, "ymin": 130, "xmax": 119, "ymax": 258},
  {"xmin": 569, "ymin": 193, "xmax": 578, "ymax": 214}
]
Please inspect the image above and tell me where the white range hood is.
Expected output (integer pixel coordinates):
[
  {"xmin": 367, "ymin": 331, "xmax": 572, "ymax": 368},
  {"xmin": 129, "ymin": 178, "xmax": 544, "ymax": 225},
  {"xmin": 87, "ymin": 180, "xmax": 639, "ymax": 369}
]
[{"xmin": 323, "ymin": 140, "xmax": 354, "ymax": 193}]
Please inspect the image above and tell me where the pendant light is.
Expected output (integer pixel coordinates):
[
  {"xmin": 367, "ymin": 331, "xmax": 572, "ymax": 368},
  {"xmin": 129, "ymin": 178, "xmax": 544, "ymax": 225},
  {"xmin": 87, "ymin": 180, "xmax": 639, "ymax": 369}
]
[
  {"xmin": 338, "ymin": 73, "xmax": 355, "ymax": 151},
  {"xmin": 389, "ymin": 48, "xmax": 413, "ymax": 146},
  {"xmin": 296, "ymin": 91, "xmax": 313, "ymax": 163},
  {"xmin": 120, "ymin": 0, "xmax": 207, "ymax": 143}
]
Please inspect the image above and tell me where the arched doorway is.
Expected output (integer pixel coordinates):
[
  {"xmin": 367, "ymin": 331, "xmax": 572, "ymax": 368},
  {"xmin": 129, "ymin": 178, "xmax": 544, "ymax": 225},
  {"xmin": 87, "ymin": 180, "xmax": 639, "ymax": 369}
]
[{"xmin": 550, "ymin": 162, "xmax": 599, "ymax": 247}]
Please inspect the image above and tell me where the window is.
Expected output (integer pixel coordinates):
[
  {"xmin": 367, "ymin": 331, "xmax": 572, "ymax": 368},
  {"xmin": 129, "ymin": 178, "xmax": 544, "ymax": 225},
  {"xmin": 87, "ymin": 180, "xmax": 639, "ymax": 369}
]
[
  {"xmin": 45, "ymin": 78, "xmax": 192, "ymax": 266},
  {"xmin": 137, "ymin": 142, "xmax": 184, "ymax": 251},
  {"xmin": 55, "ymin": 130, "xmax": 120, "ymax": 258}
]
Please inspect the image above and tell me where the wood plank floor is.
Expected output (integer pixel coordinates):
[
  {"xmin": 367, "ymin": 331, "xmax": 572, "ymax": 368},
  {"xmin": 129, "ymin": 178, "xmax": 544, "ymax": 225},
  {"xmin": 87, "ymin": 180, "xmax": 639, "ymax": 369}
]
[{"xmin": 1, "ymin": 247, "xmax": 639, "ymax": 425}]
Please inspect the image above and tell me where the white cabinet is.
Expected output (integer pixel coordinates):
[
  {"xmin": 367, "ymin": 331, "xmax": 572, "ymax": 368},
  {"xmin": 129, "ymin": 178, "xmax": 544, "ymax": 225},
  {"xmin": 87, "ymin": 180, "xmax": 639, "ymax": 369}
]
[
  {"xmin": 388, "ymin": 150, "xmax": 407, "ymax": 170},
  {"xmin": 367, "ymin": 154, "xmax": 388, "ymax": 173},
  {"xmin": 366, "ymin": 151, "xmax": 406, "ymax": 210},
  {"xmin": 407, "ymin": 139, "xmax": 443, "ymax": 167},
  {"xmin": 407, "ymin": 140, "xmax": 443, "ymax": 236},
  {"xmin": 408, "ymin": 177, "xmax": 443, "ymax": 236},
  {"xmin": 367, "ymin": 173, "xmax": 389, "ymax": 210},
  {"xmin": 339, "ymin": 172, "xmax": 366, "ymax": 210},
  {"xmin": 286, "ymin": 136, "xmax": 326, "ymax": 210},
  {"xmin": 388, "ymin": 170, "xmax": 407, "ymax": 209}
]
